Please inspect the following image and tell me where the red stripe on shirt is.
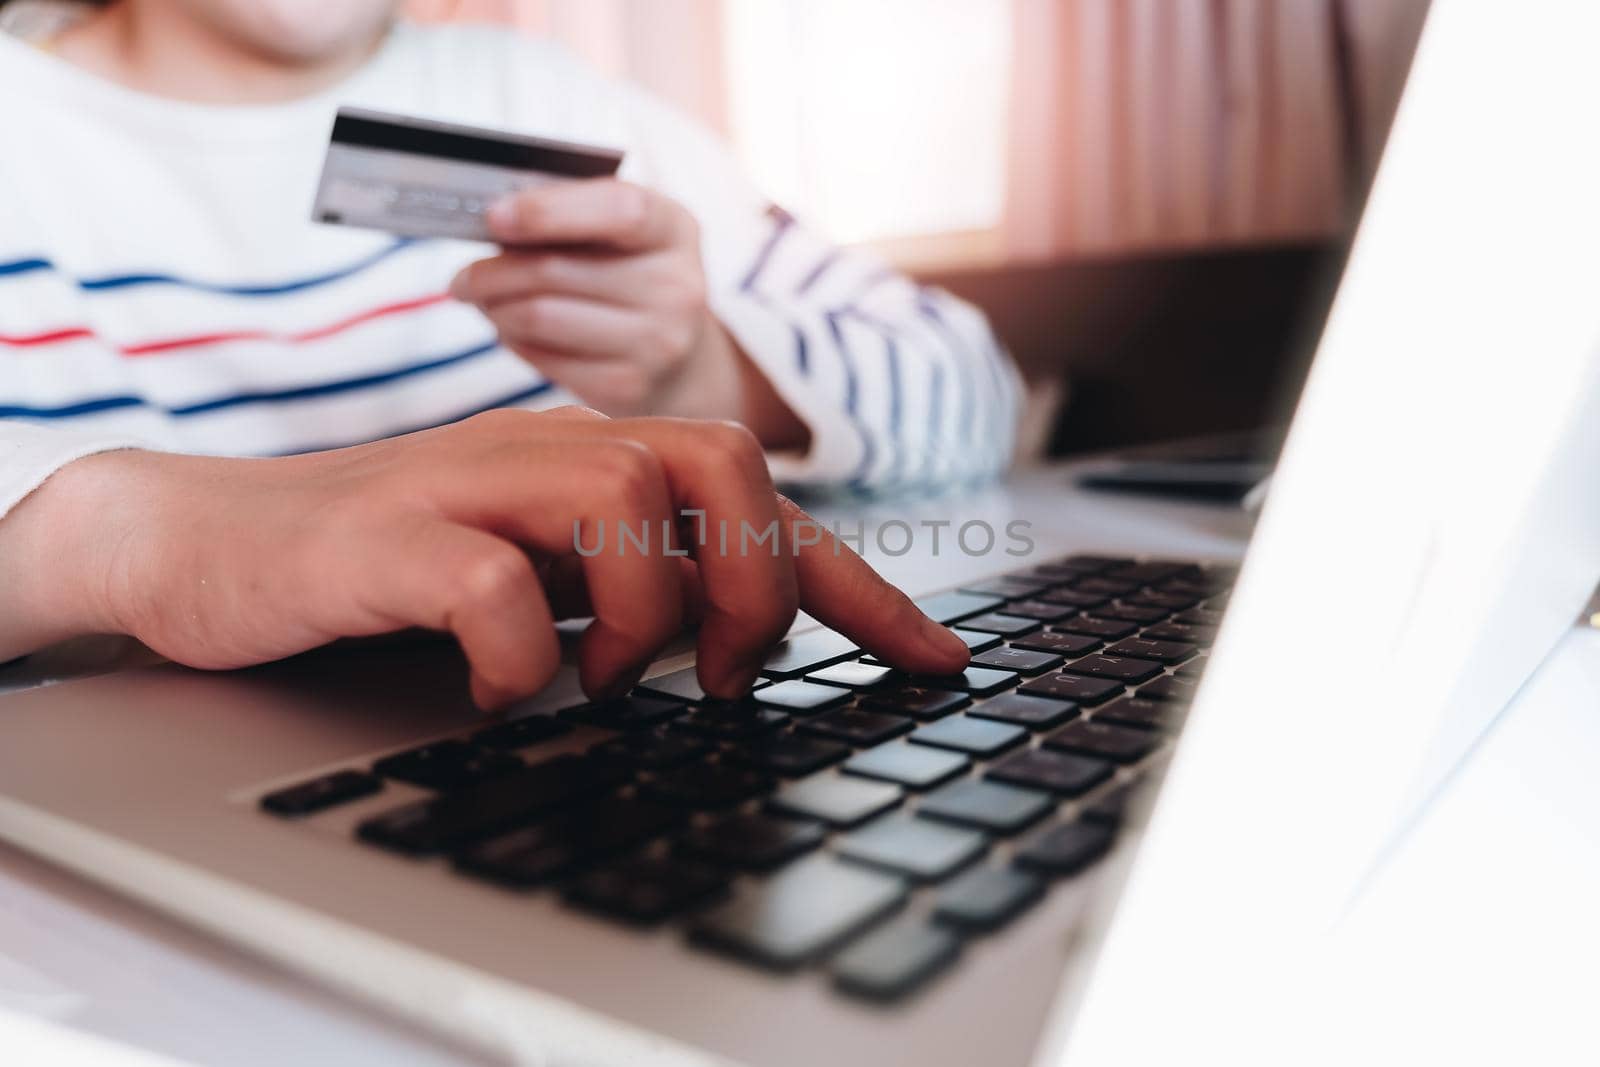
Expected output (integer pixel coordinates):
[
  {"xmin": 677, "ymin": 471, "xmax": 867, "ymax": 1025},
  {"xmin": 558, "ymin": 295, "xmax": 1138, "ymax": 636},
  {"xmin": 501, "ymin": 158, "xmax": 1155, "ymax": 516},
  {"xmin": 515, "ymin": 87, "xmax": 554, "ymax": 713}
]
[{"xmin": 0, "ymin": 292, "xmax": 453, "ymax": 356}]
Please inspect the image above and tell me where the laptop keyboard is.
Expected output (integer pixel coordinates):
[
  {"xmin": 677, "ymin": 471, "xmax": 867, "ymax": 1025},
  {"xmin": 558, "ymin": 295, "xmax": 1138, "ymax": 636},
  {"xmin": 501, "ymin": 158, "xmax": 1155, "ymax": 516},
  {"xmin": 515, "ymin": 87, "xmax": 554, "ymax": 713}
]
[{"xmin": 259, "ymin": 554, "xmax": 1233, "ymax": 1003}]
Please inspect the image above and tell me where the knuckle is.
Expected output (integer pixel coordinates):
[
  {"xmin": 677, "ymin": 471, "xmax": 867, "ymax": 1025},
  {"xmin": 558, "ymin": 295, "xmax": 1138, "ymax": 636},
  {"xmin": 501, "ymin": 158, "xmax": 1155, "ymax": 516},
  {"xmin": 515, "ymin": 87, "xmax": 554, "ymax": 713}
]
[
  {"xmin": 585, "ymin": 439, "xmax": 664, "ymax": 507},
  {"xmin": 520, "ymin": 253, "xmax": 557, "ymax": 289},
  {"xmin": 508, "ymin": 299, "xmax": 547, "ymax": 338},
  {"xmin": 612, "ymin": 183, "xmax": 652, "ymax": 232},
  {"xmin": 674, "ymin": 272, "xmax": 708, "ymax": 313},
  {"xmin": 640, "ymin": 319, "xmax": 683, "ymax": 364},
  {"xmin": 455, "ymin": 546, "xmax": 536, "ymax": 611},
  {"xmin": 509, "ymin": 193, "xmax": 543, "ymax": 232},
  {"xmin": 699, "ymin": 419, "xmax": 766, "ymax": 472}
]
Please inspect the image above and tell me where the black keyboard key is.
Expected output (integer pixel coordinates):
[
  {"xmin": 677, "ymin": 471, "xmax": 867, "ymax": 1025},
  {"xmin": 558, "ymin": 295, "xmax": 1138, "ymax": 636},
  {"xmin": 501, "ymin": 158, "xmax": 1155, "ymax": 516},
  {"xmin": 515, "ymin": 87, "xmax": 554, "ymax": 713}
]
[
  {"xmin": 768, "ymin": 775, "xmax": 902, "ymax": 827},
  {"xmin": 1038, "ymin": 554, "xmax": 1129, "ymax": 576},
  {"xmin": 472, "ymin": 715, "xmax": 573, "ymax": 751},
  {"xmin": 997, "ymin": 600, "xmax": 1076, "ymax": 623},
  {"xmin": 800, "ymin": 707, "xmax": 914, "ymax": 746},
  {"xmin": 1044, "ymin": 720, "xmax": 1158, "ymax": 763},
  {"xmin": 1159, "ymin": 578, "xmax": 1221, "ymax": 599},
  {"xmin": 843, "ymin": 741, "xmax": 970, "ymax": 790},
  {"xmin": 966, "ymin": 692, "xmax": 1079, "ymax": 730},
  {"xmin": 565, "ymin": 854, "xmax": 727, "ymax": 924},
  {"xmin": 1139, "ymin": 675, "xmax": 1200, "ymax": 703},
  {"xmin": 753, "ymin": 679, "xmax": 853, "ymax": 713},
  {"xmin": 1056, "ymin": 616, "xmax": 1138, "ymax": 640},
  {"xmin": 860, "ymin": 685, "xmax": 970, "ymax": 721},
  {"xmin": 1105, "ymin": 561, "xmax": 1190, "ymax": 584},
  {"xmin": 1071, "ymin": 577, "xmax": 1140, "ymax": 598},
  {"xmin": 908, "ymin": 666, "xmax": 1019, "ymax": 696},
  {"xmin": 372, "ymin": 741, "xmax": 521, "ymax": 791},
  {"xmin": 679, "ymin": 812, "xmax": 826, "ymax": 871},
  {"xmin": 913, "ymin": 591, "xmax": 1005, "ymax": 625},
  {"xmin": 1107, "ymin": 639, "xmax": 1196, "ymax": 662},
  {"xmin": 261, "ymin": 770, "xmax": 381, "ymax": 816},
  {"xmin": 760, "ymin": 629, "xmax": 859, "ymax": 679},
  {"xmin": 1122, "ymin": 591, "xmax": 1201, "ymax": 612},
  {"xmin": 1174, "ymin": 657, "xmax": 1208, "ymax": 678},
  {"xmin": 1141, "ymin": 622, "xmax": 1215, "ymax": 645},
  {"xmin": 728, "ymin": 735, "xmax": 850, "ymax": 777},
  {"xmin": 562, "ymin": 696, "xmax": 685, "ymax": 732},
  {"xmin": 454, "ymin": 796, "xmax": 681, "ymax": 887},
  {"xmin": 1017, "ymin": 673, "xmax": 1124, "ymax": 706},
  {"xmin": 917, "ymin": 779, "xmax": 1053, "ymax": 835},
  {"xmin": 642, "ymin": 763, "xmax": 775, "ymax": 809},
  {"xmin": 690, "ymin": 855, "xmax": 907, "ymax": 970},
  {"xmin": 1091, "ymin": 604, "xmax": 1171, "ymax": 625},
  {"xmin": 956, "ymin": 613, "xmax": 1041, "ymax": 637},
  {"xmin": 933, "ymin": 866, "xmax": 1044, "ymax": 933},
  {"xmin": 1062, "ymin": 654, "xmax": 1164, "ymax": 684},
  {"xmin": 910, "ymin": 716, "xmax": 1027, "ymax": 758},
  {"xmin": 805, "ymin": 661, "xmax": 895, "ymax": 689},
  {"xmin": 591, "ymin": 731, "xmax": 711, "ymax": 770},
  {"xmin": 950, "ymin": 628, "xmax": 1003, "ymax": 652},
  {"xmin": 986, "ymin": 748, "xmax": 1112, "ymax": 796},
  {"xmin": 357, "ymin": 755, "xmax": 628, "ymax": 854},
  {"xmin": 1015, "ymin": 821, "xmax": 1115, "ymax": 876},
  {"xmin": 1093, "ymin": 697, "xmax": 1172, "ymax": 731},
  {"xmin": 832, "ymin": 921, "xmax": 961, "ymax": 1001},
  {"xmin": 959, "ymin": 576, "xmax": 1054, "ymax": 599},
  {"xmin": 1035, "ymin": 588, "xmax": 1109, "ymax": 610},
  {"xmin": 1009, "ymin": 631, "xmax": 1102, "ymax": 657},
  {"xmin": 1173, "ymin": 608, "xmax": 1226, "ymax": 627},
  {"xmin": 669, "ymin": 705, "xmax": 789, "ymax": 741},
  {"xmin": 837, "ymin": 814, "xmax": 989, "ymax": 882},
  {"xmin": 970, "ymin": 646, "xmax": 1064, "ymax": 675}
]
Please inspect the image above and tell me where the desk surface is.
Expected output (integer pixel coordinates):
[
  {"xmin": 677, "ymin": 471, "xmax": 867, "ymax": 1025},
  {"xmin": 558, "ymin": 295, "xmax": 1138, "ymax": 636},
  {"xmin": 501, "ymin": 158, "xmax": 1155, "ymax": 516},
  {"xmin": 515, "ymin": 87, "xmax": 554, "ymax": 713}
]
[{"xmin": 1, "ymin": 466, "xmax": 1593, "ymax": 1065}]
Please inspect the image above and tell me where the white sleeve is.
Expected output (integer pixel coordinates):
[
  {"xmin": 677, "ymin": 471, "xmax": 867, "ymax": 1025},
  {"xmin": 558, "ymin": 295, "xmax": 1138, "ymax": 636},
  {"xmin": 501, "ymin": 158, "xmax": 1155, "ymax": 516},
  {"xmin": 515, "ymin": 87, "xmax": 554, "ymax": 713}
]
[
  {"xmin": 0, "ymin": 422, "xmax": 147, "ymax": 520},
  {"xmin": 528, "ymin": 47, "xmax": 1024, "ymax": 493}
]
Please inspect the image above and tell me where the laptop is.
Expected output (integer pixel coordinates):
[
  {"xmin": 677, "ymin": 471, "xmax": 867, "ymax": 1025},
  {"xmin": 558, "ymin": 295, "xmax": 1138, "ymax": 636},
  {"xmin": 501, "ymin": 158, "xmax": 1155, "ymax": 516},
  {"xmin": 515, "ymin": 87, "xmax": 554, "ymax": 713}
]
[{"xmin": 3, "ymin": 4, "xmax": 1599, "ymax": 1064}]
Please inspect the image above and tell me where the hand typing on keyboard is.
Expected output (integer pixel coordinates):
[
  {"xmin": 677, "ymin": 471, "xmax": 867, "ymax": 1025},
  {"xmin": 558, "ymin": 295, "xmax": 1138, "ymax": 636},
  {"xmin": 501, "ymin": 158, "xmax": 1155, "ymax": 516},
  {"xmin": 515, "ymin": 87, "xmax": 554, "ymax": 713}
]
[{"xmin": 0, "ymin": 407, "xmax": 970, "ymax": 708}]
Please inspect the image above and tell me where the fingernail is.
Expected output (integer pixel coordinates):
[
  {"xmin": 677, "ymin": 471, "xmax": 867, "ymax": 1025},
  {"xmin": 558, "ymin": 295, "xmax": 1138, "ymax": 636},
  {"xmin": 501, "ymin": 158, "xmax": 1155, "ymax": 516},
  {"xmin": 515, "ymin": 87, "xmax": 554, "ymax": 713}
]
[{"xmin": 486, "ymin": 198, "xmax": 517, "ymax": 237}]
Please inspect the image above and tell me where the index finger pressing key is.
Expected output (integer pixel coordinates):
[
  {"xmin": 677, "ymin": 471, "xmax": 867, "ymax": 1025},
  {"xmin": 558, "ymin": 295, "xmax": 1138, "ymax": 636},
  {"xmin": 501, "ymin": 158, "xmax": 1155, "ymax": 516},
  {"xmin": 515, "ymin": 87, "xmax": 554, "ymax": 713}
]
[{"xmin": 778, "ymin": 496, "xmax": 972, "ymax": 675}]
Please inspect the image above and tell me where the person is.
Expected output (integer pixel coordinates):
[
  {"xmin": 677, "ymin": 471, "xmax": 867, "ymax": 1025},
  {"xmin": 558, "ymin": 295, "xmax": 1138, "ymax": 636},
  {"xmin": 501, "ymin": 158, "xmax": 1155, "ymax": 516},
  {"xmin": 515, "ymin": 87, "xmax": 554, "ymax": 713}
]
[{"xmin": 0, "ymin": 0, "xmax": 1010, "ymax": 703}]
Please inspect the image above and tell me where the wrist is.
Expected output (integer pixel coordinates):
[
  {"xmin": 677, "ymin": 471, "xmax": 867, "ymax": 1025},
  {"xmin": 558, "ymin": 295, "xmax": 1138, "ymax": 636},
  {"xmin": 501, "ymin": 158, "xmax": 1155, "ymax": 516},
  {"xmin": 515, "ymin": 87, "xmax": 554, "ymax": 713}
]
[
  {"xmin": 0, "ymin": 450, "xmax": 168, "ymax": 652},
  {"xmin": 661, "ymin": 311, "xmax": 811, "ymax": 452}
]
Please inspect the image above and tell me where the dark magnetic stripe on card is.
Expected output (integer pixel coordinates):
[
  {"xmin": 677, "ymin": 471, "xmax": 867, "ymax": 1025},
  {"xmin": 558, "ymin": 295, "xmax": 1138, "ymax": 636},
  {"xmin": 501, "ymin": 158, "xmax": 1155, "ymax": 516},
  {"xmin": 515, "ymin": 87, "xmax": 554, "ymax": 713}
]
[{"xmin": 331, "ymin": 113, "xmax": 622, "ymax": 176}]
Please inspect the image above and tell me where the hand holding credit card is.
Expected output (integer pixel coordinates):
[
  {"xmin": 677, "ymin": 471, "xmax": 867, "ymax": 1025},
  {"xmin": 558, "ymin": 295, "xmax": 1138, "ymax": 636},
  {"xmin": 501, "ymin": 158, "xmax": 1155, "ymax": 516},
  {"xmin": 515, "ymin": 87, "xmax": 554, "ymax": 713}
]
[
  {"xmin": 312, "ymin": 106, "xmax": 624, "ymax": 241},
  {"xmin": 308, "ymin": 104, "xmax": 799, "ymax": 435}
]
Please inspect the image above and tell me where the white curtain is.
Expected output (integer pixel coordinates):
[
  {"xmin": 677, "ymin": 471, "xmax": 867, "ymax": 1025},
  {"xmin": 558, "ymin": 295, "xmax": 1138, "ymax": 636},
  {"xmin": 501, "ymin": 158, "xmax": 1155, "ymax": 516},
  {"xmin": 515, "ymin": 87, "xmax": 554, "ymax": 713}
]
[
  {"xmin": 1005, "ymin": 0, "xmax": 1432, "ymax": 259},
  {"xmin": 408, "ymin": 0, "xmax": 1431, "ymax": 263}
]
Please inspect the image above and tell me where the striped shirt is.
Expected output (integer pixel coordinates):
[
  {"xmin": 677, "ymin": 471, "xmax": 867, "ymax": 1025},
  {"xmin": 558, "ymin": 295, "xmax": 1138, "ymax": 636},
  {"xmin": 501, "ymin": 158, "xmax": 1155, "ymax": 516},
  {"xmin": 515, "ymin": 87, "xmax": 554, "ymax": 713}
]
[{"xmin": 0, "ymin": 19, "xmax": 1021, "ymax": 519}]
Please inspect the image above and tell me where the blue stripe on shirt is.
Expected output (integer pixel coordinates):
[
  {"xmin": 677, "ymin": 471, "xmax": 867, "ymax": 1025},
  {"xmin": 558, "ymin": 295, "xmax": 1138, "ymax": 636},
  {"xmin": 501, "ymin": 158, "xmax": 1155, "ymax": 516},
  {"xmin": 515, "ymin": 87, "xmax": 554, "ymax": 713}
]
[
  {"xmin": 0, "ymin": 337, "xmax": 504, "ymax": 420},
  {"xmin": 0, "ymin": 239, "xmax": 418, "ymax": 297}
]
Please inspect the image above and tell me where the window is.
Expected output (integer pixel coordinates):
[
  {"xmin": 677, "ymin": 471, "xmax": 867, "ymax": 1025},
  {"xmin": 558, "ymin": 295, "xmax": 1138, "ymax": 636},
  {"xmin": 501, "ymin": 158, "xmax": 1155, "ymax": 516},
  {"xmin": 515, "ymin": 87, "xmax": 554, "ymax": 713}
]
[{"xmin": 722, "ymin": 0, "xmax": 1014, "ymax": 248}]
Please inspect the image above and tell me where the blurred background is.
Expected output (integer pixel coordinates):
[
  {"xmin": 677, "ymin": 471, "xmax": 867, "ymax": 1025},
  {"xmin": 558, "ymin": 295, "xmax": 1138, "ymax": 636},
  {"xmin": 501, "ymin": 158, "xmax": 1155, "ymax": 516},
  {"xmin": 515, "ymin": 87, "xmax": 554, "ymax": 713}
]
[{"xmin": 410, "ymin": 0, "xmax": 1431, "ymax": 461}]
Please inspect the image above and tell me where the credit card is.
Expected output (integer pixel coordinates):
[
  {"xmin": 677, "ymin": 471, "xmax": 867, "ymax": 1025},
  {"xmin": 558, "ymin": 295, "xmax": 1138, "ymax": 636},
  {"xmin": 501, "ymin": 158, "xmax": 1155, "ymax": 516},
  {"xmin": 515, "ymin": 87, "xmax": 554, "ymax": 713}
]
[{"xmin": 311, "ymin": 106, "xmax": 625, "ymax": 241}]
